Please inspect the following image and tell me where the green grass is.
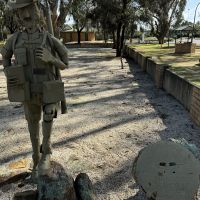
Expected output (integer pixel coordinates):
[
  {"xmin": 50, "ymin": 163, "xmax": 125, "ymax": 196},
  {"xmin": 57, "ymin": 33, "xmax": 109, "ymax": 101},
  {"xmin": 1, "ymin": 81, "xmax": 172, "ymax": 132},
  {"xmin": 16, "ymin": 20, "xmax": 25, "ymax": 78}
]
[
  {"xmin": 130, "ymin": 44, "xmax": 200, "ymax": 87},
  {"xmin": 0, "ymin": 41, "xmax": 5, "ymax": 48}
]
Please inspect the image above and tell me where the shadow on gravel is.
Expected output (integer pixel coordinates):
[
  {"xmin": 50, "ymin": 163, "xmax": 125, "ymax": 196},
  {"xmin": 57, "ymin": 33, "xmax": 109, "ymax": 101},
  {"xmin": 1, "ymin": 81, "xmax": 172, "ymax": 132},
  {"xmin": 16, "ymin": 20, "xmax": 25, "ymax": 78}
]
[
  {"xmin": 0, "ymin": 151, "xmax": 31, "ymax": 166},
  {"xmin": 53, "ymin": 111, "xmax": 155, "ymax": 148},
  {"xmin": 62, "ymin": 68, "xmax": 109, "ymax": 80},
  {"xmin": 1, "ymin": 50, "xmax": 200, "ymax": 199},
  {"xmin": 0, "ymin": 104, "xmax": 24, "ymax": 122},
  {"xmin": 93, "ymin": 159, "xmax": 147, "ymax": 199},
  {"xmin": 67, "ymin": 92, "xmax": 133, "ymax": 107},
  {"xmin": 126, "ymin": 57, "xmax": 200, "ymax": 148},
  {"xmin": 0, "ymin": 108, "xmax": 153, "ymax": 165},
  {"xmin": 125, "ymin": 190, "xmax": 147, "ymax": 200},
  {"xmin": 125, "ymin": 57, "xmax": 200, "ymax": 199},
  {"xmin": 70, "ymin": 55, "xmax": 114, "ymax": 64}
]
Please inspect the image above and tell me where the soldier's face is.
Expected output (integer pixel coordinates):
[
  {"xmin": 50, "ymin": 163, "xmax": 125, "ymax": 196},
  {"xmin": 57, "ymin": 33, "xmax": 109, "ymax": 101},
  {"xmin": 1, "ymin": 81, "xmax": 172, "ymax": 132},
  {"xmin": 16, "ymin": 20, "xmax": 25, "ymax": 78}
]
[{"xmin": 18, "ymin": 3, "xmax": 39, "ymax": 31}]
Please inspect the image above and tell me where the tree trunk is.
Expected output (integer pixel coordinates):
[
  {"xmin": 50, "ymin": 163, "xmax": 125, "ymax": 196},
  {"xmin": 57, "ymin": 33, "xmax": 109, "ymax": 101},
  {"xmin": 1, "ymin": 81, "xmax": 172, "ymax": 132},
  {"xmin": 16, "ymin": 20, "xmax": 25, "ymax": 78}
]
[
  {"xmin": 116, "ymin": 23, "xmax": 122, "ymax": 57},
  {"xmin": 103, "ymin": 31, "xmax": 107, "ymax": 43},
  {"xmin": 116, "ymin": 0, "xmax": 128, "ymax": 57},
  {"xmin": 120, "ymin": 25, "xmax": 126, "ymax": 54},
  {"xmin": 112, "ymin": 30, "xmax": 117, "ymax": 49},
  {"xmin": 156, "ymin": 22, "xmax": 169, "ymax": 45},
  {"xmin": 77, "ymin": 30, "xmax": 81, "ymax": 44},
  {"xmin": 158, "ymin": 37, "xmax": 164, "ymax": 44}
]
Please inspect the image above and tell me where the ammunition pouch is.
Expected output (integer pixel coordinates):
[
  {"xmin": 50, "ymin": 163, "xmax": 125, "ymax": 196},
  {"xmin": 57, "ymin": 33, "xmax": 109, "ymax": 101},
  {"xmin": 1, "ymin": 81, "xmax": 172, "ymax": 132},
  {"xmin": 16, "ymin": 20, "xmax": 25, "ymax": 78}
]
[
  {"xmin": 5, "ymin": 65, "xmax": 30, "ymax": 102},
  {"xmin": 42, "ymin": 80, "xmax": 65, "ymax": 104},
  {"xmin": 14, "ymin": 48, "xmax": 27, "ymax": 66}
]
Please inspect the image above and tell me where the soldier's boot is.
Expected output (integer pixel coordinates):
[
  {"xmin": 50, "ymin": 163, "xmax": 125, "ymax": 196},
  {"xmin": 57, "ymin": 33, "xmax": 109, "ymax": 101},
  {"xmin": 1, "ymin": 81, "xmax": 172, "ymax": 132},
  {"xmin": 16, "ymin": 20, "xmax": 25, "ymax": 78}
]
[
  {"xmin": 28, "ymin": 121, "xmax": 41, "ymax": 182},
  {"xmin": 38, "ymin": 121, "xmax": 53, "ymax": 175}
]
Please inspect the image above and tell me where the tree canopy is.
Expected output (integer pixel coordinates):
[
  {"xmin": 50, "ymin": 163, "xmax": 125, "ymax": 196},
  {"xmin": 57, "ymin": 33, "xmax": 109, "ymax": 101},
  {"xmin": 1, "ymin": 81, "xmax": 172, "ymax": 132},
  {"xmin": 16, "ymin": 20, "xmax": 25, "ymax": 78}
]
[
  {"xmin": 40, "ymin": 0, "xmax": 73, "ymax": 37},
  {"xmin": 91, "ymin": 0, "xmax": 137, "ymax": 56},
  {"xmin": 137, "ymin": 0, "xmax": 187, "ymax": 44},
  {"xmin": 71, "ymin": 0, "xmax": 92, "ymax": 44}
]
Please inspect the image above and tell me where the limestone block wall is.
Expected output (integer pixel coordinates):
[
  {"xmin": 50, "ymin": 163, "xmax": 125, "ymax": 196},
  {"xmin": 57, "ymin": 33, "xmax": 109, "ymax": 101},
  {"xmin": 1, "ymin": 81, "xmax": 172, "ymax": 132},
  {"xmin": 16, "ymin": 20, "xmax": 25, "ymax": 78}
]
[
  {"xmin": 125, "ymin": 45, "xmax": 200, "ymax": 126},
  {"xmin": 146, "ymin": 58, "xmax": 156, "ymax": 80},
  {"xmin": 155, "ymin": 64, "xmax": 169, "ymax": 89},
  {"xmin": 141, "ymin": 56, "xmax": 151, "ymax": 72},
  {"xmin": 125, "ymin": 47, "xmax": 139, "ymax": 64},
  {"xmin": 129, "ymin": 48, "xmax": 135, "ymax": 60},
  {"xmin": 163, "ymin": 69, "xmax": 193, "ymax": 111},
  {"xmin": 146, "ymin": 59, "xmax": 169, "ymax": 89},
  {"xmin": 134, "ymin": 51, "xmax": 138, "ymax": 64},
  {"xmin": 137, "ymin": 53, "xmax": 143, "ymax": 68},
  {"xmin": 190, "ymin": 86, "xmax": 200, "ymax": 126},
  {"xmin": 137, "ymin": 53, "xmax": 150, "ymax": 71}
]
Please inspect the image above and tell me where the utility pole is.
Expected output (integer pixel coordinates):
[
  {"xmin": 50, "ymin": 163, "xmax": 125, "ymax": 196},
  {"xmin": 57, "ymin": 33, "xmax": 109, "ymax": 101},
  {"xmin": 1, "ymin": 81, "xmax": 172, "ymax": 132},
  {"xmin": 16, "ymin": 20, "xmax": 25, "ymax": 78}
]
[{"xmin": 191, "ymin": 2, "xmax": 200, "ymax": 43}]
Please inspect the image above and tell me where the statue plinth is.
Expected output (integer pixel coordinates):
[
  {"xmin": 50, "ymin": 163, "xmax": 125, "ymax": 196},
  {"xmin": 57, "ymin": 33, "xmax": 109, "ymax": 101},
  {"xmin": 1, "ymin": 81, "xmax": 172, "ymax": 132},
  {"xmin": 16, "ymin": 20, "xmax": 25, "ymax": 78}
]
[
  {"xmin": 37, "ymin": 161, "xmax": 76, "ymax": 200},
  {"xmin": 11, "ymin": 161, "xmax": 95, "ymax": 200}
]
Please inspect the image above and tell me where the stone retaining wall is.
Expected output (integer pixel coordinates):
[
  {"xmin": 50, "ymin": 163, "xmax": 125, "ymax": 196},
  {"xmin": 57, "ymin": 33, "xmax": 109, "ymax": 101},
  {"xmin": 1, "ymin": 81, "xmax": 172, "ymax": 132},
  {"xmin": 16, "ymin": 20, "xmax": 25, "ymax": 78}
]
[
  {"xmin": 126, "ymin": 47, "xmax": 169, "ymax": 89},
  {"xmin": 134, "ymin": 51, "xmax": 138, "ymax": 64},
  {"xmin": 125, "ymin": 45, "xmax": 200, "ymax": 126},
  {"xmin": 163, "ymin": 69, "xmax": 193, "ymax": 111},
  {"xmin": 146, "ymin": 59, "xmax": 169, "ymax": 89},
  {"xmin": 190, "ymin": 86, "xmax": 200, "ymax": 126},
  {"xmin": 146, "ymin": 58, "xmax": 156, "ymax": 80},
  {"xmin": 129, "ymin": 48, "xmax": 135, "ymax": 60},
  {"xmin": 137, "ymin": 53, "xmax": 149, "ymax": 71}
]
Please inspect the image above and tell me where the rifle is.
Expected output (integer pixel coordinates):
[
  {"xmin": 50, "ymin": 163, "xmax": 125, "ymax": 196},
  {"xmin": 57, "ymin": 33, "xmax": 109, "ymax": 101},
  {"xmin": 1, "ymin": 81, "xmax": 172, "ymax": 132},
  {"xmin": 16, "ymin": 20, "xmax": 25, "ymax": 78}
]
[{"xmin": 45, "ymin": 0, "xmax": 67, "ymax": 114}]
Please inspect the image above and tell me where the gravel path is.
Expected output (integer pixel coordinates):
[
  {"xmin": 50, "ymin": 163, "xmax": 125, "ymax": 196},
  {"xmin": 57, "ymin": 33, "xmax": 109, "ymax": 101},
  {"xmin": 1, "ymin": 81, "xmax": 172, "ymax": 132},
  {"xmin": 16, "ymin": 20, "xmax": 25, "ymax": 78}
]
[{"xmin": 0, "ymin": 48, "xmax": 200, "ymax": 199}]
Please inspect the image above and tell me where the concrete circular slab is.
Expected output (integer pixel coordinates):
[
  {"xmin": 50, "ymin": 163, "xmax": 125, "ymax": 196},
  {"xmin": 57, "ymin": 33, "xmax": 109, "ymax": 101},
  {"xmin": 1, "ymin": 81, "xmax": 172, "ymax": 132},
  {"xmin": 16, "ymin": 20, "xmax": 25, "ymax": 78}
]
[{"xmin": 133, "ymin": 141, "xmax": 200, "ymax": 200}]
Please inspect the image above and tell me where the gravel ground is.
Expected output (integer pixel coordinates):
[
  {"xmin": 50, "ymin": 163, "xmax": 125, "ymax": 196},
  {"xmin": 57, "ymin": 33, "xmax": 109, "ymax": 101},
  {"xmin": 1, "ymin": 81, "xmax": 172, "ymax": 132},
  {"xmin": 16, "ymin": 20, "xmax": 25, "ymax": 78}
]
[{"xmin": 0, "ymin": 48, "xmax": 200, "ymax": 199}]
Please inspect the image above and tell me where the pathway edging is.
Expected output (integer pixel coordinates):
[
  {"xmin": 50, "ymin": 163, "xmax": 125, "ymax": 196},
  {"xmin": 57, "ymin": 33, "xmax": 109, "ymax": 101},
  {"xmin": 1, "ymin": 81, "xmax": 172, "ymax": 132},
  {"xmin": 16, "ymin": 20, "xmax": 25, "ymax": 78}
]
[{"xmin": 125, "ymin": 45, "xmax": 200, "ymax": 126}]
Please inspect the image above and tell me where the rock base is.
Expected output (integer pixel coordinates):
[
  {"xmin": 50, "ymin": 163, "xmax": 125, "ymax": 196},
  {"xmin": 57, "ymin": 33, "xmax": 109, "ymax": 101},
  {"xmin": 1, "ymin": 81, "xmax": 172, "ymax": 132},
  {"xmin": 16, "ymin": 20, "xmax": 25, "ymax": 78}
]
[
  {"xmin": 11, "ymin": 161, "xmax": 95, "ymax": 200},
  {"xmin": 13, "ymin": 190, "xmax": 38, "ymax": 200},
  {"xmin": 74, "ymin": 173, "xmax": 96, "ymax": 200},
  {"xmin": 37, "ymin": 161, "xmax": 76, "ymax": 200}
]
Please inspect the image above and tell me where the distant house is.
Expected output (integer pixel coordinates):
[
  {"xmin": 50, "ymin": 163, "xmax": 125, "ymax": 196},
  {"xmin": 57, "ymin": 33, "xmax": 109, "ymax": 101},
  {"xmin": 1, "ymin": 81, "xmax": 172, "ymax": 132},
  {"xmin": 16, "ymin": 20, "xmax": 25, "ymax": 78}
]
[{"xmin": 60, "ymin": 24, "xmax": 96, "ymax": 43}]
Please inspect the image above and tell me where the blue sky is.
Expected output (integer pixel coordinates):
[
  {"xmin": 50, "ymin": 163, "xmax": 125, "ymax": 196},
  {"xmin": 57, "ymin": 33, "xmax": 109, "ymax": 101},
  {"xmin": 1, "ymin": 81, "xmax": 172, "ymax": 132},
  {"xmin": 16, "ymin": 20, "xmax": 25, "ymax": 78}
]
[{"xmin": 184, "ymin": 0, "xmax": 200, "ymax": 22}]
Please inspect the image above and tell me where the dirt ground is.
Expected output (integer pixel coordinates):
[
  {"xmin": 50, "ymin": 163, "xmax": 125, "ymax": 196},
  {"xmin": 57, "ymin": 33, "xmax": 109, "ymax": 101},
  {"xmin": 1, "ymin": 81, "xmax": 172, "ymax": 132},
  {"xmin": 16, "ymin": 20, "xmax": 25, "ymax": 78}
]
[{"xmin": 0, "ymin": 48, "xmax": 200, "ymax": 199}]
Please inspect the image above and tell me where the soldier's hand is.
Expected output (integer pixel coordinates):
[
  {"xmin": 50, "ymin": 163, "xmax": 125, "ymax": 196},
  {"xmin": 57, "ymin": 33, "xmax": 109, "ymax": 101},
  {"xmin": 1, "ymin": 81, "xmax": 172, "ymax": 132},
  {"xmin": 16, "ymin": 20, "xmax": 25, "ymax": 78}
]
[{"xmin": 36, "ymin": 47, "xmax": 54, "ymax": 64}]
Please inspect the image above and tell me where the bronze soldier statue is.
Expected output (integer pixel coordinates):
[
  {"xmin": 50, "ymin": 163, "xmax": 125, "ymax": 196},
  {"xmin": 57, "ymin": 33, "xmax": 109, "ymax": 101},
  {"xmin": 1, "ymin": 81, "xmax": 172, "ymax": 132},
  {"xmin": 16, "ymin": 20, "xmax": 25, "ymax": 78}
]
[{"xmin": 1, "ymin": 0, "xmax": 68, "ymax": 180}]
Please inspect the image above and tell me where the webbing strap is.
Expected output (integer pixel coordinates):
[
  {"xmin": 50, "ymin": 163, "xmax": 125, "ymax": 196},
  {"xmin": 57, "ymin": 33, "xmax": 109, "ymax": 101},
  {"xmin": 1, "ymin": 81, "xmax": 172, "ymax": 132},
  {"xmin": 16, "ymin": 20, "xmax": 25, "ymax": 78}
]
[{"xmin": 12, "ymin": 32, "xmax": 20, "ymax": 52}]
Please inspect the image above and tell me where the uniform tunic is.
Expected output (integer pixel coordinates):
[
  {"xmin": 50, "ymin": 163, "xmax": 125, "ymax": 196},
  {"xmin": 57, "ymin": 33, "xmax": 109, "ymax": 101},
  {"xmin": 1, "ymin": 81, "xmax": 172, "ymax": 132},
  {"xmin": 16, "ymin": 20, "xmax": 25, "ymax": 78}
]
[{"xmin": 1, "ymin": 29, "xmax": 68, "ymax": 122}]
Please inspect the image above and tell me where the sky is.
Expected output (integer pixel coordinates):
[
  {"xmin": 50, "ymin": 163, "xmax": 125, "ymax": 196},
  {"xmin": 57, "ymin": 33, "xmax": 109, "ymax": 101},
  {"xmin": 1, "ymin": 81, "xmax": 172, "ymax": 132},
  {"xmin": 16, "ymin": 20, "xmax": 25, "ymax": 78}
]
[{"xmin": 184, "ymin": 0, "xmax": 200, "ymax": 22}]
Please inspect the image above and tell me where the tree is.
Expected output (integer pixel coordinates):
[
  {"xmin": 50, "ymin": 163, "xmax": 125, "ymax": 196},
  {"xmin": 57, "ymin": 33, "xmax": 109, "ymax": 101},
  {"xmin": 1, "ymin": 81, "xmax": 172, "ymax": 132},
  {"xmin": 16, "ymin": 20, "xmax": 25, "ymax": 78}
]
[
  {"xmin": 3, "ymin": 9, "xmax": 19, "ymax": 34},
  {"xmin": 71, "ymin": 0, "xmax": 92, "ymax": 44},
  {"xmin": 126, "ymin": 9, "xmax": 138, "ymax": 43},
  {"xmin": 91, "ymin": 0, "xmax": 135, "ymax": 57},
  {"xmin": 0, "ymin": 1, "xmax": 5, "ymax": 38},
  {"xmin": 41, "ymin": 0, "xmax": 73, "ymax": 38},
  {"xmin": 90, "ymin": 0, "xmax": 119, "ymax": 45},
  {"xmin": 0, "ymin": 0, "xmax": 19, "ymax": 35},
  {"xmin": 138, "ymin": 0, "xmax": 186, "ymax": 44}
]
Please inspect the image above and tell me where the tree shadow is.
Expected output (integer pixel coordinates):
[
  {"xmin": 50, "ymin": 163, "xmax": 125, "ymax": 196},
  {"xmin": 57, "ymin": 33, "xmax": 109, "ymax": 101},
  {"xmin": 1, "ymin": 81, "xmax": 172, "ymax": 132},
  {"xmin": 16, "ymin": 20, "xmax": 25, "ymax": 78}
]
[
  {"xmin": 0, "ymin": 109, "xmax": 154, "ymax": 165},
  {"xmin": 125, "ymin": 190, "xmax": 147, "ymax": 200},
  {"xmin": 126, "ymin": 57, "xmax": 200, "ymax": 147},
  {"xmin": 1, "ymin": 48, "xmax": 200, "ymax": 199},
  {"xmin": 124, "ymin": 56, "xmax": 200, "ymax": 199}
]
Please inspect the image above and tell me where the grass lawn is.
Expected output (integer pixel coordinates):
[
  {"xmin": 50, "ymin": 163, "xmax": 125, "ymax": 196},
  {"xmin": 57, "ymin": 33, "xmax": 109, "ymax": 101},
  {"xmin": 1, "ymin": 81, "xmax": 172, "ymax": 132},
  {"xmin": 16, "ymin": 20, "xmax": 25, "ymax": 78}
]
[
  {"xmin": 0, "ymin": 41, "xmax": 5, "ymax": 48},
  {"xmin": 130, "ymin": 43, "xmax": 200, "ymax": 87}
]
